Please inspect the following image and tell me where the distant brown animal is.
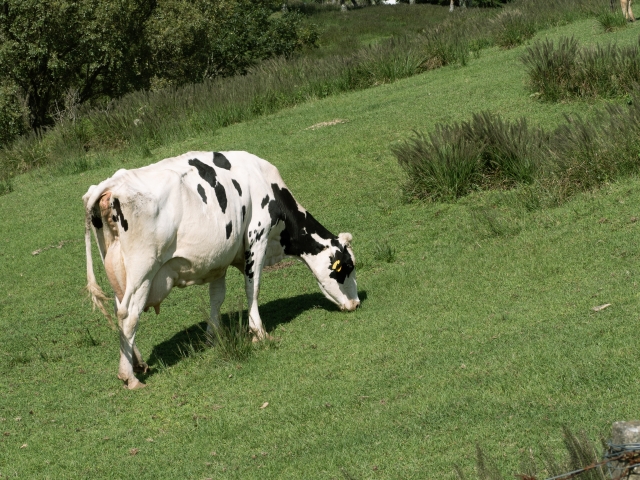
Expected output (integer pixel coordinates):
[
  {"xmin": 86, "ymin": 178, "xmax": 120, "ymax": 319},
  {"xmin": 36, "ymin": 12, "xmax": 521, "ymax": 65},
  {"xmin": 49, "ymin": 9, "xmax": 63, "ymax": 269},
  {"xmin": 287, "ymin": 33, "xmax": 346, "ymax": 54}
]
[{"xmin": 621, "ymin": 0, "xmax": 635, "ymax": 21}]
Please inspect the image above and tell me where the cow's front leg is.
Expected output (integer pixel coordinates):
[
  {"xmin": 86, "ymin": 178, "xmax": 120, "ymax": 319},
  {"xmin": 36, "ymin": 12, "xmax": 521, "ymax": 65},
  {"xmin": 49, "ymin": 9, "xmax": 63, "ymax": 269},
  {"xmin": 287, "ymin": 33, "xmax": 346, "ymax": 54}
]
[
  {"xmin": 244, "ymin": 243, "xmax": 268, "ymax": 341},
  {"xmin": 206, "ymin": 274, "xmax": 227, "ymax": 344}
]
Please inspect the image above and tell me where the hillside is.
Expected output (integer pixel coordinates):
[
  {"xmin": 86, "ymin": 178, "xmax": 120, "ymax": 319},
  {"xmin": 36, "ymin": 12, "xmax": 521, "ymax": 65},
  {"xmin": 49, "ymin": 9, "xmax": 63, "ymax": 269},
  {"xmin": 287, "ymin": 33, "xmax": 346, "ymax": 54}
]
[{"xmin": 2, "ymin": 16, "xmax": 640, "ymax": 479}]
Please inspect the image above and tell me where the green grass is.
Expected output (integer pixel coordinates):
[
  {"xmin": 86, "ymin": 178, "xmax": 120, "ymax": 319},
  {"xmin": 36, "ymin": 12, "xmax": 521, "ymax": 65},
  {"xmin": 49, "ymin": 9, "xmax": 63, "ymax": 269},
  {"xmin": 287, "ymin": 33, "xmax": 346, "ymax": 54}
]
[
  {"xmin": 299, "ymin": 3, "xmax": 451, "ymax": 59},
  {"xmin": 2, "ymin": 18, "xmax": 640, "ymax": 479}
]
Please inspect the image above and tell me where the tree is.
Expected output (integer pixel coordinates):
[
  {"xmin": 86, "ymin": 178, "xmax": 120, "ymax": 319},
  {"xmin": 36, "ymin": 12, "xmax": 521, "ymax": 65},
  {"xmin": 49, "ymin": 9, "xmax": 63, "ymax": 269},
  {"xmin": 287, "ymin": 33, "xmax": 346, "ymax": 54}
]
[
  {"xmin": 0, "ymin": 0, "xmax": 154, "ymax": 129},
  {"xmin": 147, "ymin": 0, "xmax": 318, "ymax": 85},
  {"xmin": 0, "ymin": 0, "xmax": 317, "ymax": 135}
]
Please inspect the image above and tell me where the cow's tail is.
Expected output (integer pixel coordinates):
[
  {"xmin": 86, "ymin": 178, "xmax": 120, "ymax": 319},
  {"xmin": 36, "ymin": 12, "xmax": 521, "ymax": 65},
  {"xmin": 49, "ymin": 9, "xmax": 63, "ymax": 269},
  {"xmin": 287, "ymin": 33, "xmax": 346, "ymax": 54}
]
[{"xmin": 84, "ymin": 189, "xmax": 116, "ymax": 330}]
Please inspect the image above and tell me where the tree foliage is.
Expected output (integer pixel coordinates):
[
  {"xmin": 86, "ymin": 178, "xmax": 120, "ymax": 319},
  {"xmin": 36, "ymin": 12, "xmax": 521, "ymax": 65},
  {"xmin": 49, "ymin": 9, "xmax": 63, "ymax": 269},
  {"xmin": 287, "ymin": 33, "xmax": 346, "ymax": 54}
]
[{"xmin": 0, "ymin": 0, "xmax": 317, "ymax": 140}]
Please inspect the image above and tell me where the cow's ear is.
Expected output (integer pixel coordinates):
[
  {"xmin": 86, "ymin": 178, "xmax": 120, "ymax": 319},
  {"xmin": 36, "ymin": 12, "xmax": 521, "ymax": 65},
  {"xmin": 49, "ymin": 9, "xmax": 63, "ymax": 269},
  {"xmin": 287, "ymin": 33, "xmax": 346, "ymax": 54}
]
[{"xmin": 338, "ymin": 232, "xmax": 353, "ymax": 246}]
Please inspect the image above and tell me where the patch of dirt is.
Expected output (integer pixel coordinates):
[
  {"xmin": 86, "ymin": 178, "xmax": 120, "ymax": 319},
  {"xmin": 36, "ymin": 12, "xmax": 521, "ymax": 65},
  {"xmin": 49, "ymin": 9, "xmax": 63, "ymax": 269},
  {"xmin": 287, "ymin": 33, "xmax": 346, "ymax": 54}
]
[{"xmin": 305, "ymin": 119, "xmax": 348, "ymax": 130}]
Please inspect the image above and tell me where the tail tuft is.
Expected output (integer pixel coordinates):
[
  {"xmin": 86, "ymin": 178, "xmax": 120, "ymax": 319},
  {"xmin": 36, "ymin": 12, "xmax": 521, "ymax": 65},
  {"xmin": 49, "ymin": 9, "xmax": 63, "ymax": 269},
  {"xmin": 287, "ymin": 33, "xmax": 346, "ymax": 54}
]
[{"xmin": 86, "ymin": 281, "xmax": 115, "ymax": 330}]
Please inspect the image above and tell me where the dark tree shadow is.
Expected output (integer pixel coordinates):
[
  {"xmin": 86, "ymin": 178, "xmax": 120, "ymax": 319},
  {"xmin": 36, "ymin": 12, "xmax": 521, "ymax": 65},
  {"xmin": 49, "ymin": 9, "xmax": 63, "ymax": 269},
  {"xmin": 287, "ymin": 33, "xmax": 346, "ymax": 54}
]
[{"xmin": 142, "ymin": 290, "xmax": 367, "ymax": 379}]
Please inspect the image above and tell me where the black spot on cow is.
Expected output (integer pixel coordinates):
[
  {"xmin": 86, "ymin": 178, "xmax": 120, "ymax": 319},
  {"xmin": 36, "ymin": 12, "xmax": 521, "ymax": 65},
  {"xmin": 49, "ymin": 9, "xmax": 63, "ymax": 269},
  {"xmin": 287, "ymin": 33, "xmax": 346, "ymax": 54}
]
[
  {"xmin": 213, "ymin": 152, "xmax": 231, "ymax": 170},
  {"xmin": 112, "ymin": 198, "xmax": 129, "ymax": 232},
  {"xmin": 111, "ymin": 215, "xmax": 117, "ymax": 223},
  {"xmin": 242, "ymin": 205, "xmax": 246, "ymax": 222},
  {"xmin": 189, "ymin": 158, "xmax": 229, "ymax": 213},
  {"xmin": 226, "ymin": 221, "xmax": 233, "ymax": 239},
  {"xmin": 258, "ymin": 222, "xmax": 261, "ymax": 227},
  {"xmin": 244, "ymin": 250, "xmax": 255, "ymax": 279},
  {"xmin": 197, "ymin": 184, "xmax": 207, "ymax": 204},
  {"xmin": 328, "ymin": 240, "xmax": 355, "ymax": 284},
  {"xmin": 188, "ymin": 158, "xmax": 216, "ymax": 188},
  {"xmin": 91, "ymin": 214, "xmax": 103, "ymax": 229},
  {"xmin": 268, "ymin": 184, "xmax": 333, "ymax": 257},
  {"xmin": 214, "ymin": 183, "xmax": 227, "ymax": 213},
  {"xmin": 254, "ymin": 228, "xmax": 265, "ymax": 241},
  {"xmin": 261, "ymin": 195, "xmax": 269, "ymax": 209},
  {"xmin": 232, "ymin": 179, "xmax": 242, "ymax": 196}
]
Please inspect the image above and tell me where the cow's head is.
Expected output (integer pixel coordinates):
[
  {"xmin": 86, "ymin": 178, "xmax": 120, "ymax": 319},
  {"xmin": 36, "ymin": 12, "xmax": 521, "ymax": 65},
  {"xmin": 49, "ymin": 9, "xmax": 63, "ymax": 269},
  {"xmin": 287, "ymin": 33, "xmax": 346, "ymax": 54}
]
[{"xmin": 304, "ymin": 232, "xmax": 360, "ymax": 311}]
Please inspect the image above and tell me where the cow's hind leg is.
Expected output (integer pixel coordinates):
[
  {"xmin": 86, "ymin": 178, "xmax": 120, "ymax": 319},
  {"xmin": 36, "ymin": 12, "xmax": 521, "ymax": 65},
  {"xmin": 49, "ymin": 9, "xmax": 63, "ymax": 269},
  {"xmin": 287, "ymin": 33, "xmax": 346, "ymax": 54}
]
[
  {"xmin": 114, "ymin": 296, "xmax": 148, "ymax": 374},
  {"xmin": 206, "ymin": 275, "xmax": 227, "ymax": 344},
  {"xmin": 117, "ymin": 281, "xmax": 151, "ymax": 389}
]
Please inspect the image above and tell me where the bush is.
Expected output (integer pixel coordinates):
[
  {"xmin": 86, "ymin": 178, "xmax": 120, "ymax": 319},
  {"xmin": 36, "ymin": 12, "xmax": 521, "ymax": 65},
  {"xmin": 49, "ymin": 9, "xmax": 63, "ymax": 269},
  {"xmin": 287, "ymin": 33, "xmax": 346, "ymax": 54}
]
[{"xmin": 0, "ymin": 83, "xmax": 28, "ymax": 148}]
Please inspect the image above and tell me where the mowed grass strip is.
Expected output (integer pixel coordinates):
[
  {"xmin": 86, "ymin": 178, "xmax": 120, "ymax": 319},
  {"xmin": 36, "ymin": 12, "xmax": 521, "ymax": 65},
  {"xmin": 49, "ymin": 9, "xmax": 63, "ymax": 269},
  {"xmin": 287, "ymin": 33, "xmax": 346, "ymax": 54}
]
[{"xmin": 1, "ymin": 18, "xmax": 640, "ymax": 479}]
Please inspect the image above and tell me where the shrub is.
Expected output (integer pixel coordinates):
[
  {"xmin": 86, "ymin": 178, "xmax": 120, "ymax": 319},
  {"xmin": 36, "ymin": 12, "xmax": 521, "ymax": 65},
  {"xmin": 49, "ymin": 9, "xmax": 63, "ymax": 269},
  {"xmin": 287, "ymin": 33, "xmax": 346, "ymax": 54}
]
[
  {"xmin": 0, "ymin": 82, "xmax": 28, "ymax": 148},
  {"xmin": 0, "ymin": 0, "xmax": 612, "ymax": 191},
  {"xmin": 464, "ymin": 111, "xmax": 546, "ymax": 185}
]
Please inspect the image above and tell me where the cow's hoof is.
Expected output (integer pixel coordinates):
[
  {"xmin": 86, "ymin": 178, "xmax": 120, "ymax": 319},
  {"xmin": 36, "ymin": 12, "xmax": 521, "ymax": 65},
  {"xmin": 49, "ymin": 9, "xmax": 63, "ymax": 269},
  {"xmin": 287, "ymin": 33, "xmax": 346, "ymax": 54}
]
[
  {"xmin": 133, "ymin": 362, "xmax": 149, "ymax": 374},
  {"xmin": 126, "ymin": 378, "xmax": 146, "ymax": 390},
  {"xmin": 250, "ymin": 331, "xmax": 273, "ymax": 342}
]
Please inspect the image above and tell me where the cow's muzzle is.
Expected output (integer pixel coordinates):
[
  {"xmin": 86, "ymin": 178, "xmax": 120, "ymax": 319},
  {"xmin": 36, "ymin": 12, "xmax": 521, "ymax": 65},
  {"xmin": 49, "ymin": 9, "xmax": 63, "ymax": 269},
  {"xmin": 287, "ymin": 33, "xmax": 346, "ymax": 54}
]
[{"xmin": 340, "ymin": 299, "xmax": 360, "ymax": 312}]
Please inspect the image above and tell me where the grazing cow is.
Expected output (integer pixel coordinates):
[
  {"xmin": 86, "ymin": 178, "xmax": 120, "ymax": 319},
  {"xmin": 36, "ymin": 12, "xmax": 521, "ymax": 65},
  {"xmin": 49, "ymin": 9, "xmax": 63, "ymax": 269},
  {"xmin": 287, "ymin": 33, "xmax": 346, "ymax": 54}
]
[{"xmin": 83, "ymin": 151, "xmax": 360, "ymax": 389}]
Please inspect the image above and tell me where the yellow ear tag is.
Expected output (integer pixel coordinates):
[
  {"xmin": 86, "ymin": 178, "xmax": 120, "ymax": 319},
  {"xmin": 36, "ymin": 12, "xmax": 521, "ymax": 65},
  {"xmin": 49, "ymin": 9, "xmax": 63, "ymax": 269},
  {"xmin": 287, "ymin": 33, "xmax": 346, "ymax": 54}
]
[{"xmin": 332, "ymin": 260, "xmax": 342, "ymax": 272}]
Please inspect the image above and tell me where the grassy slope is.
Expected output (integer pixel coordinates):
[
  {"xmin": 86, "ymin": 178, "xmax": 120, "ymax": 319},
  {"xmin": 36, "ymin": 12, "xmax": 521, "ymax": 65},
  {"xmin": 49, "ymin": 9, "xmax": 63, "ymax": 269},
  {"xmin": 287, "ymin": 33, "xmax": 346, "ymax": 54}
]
[
  {"xmin": 2, "ymin": 18, "xmax": 640, "ymax": 479},
  {"xmin": 303, "ymin": 4, "xmax": 450, "ymax": 58}
]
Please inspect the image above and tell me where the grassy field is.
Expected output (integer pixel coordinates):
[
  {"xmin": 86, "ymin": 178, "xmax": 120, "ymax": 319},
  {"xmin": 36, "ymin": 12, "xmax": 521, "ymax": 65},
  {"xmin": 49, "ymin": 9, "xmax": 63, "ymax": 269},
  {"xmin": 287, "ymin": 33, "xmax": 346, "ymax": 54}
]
[
  {"xmin": 300, "ymin": 3, "xmax": 451, "ymax": 58},
  {"xmin": 2, "ymin": 17, "xmax": 640, "ymax": 479}
]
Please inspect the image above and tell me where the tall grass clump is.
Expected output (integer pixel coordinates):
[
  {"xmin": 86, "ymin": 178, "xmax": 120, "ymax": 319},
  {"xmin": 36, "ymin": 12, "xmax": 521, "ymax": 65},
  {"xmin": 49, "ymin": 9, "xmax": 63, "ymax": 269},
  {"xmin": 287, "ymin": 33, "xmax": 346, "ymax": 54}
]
[
  {"xmin": 597, "ymin": 9, "xmax": 628, "ymax": 32},
  {"xmin": 455, "ymin": 427, "xmax": 606, "ymax": 480},
  {"xmin": 396, "ymin": 91, "xmax": 640, "ymax": 204},
  {"xmin": 522, "ymin": 36, "xmax": 640, "ymax": 101},
  {"xmin": 548, "ymin": 100, "xmax": 640, "ymax": 198},
  {"xmin": 491, "ymin": 9, "xmax": 537, "ymax": 48},
  {"xmin": 393, "ymin": 126, "xmax": 482, "ymax": 201},
  {"xmin": 205, "ymin": 298, "xmax": 255, "ymax": 363},
  {"xmin": 394, "ymin": 112, "xmax": 546, "ymax": 201}
]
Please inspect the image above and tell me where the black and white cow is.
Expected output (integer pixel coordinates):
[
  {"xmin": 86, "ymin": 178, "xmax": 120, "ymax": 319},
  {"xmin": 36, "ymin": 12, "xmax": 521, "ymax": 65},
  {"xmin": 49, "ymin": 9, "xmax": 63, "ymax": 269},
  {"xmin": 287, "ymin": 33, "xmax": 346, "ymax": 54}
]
[{"xmin": 83, "ymin": 151, "xmax": 359, "ymax": 389}]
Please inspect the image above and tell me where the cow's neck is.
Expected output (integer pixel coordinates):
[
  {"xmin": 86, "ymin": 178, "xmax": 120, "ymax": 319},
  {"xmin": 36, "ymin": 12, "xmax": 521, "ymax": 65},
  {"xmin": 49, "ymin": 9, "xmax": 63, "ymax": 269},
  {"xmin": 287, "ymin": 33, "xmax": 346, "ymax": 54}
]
[{"xmin": 268, "ymin": 183, "xmax": 337, "ymax": 258}]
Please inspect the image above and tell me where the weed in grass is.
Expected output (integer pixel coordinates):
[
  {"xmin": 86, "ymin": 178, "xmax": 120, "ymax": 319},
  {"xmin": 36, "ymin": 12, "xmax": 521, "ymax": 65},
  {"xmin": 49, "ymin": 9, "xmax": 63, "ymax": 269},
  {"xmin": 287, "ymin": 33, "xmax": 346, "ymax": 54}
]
[
  {"xmin": 205, "ymin": 297, "xmax": 254, "ymax": 363},
  {"xmin": 597, "ymin": 9, "xmax": 628, "ymax": 32},
  {"xmin": 0, "ymin": 177, "xmax": 12, "ymax": 195},
  {"xmin": 457, "ymin": 427, "xmax": 607, "ymax": 479},
  {"xmin": 471, "ymin": 206, "xmax": 521, "ymax": 237},
  {"xmin": 373, "ymin": 241, "xmax": 396, "ymax": 263}
]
